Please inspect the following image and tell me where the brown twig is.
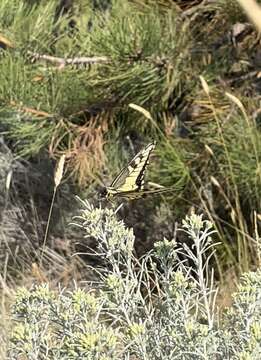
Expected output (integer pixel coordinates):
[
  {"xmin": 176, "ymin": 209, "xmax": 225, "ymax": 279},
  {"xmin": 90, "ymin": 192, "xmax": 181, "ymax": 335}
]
[{"xmin": 27, "ymin": 50, "xmax": 110, "ymax": 67}]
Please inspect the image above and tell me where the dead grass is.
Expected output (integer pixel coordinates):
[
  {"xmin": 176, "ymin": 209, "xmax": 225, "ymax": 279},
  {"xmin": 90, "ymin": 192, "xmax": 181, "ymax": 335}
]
[{"xmin": 49, "ymin": 112, "xmax": 112, "ymax": 187}]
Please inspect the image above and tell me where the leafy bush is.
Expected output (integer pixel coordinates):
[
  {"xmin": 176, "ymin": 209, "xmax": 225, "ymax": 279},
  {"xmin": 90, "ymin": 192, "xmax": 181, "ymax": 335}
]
[
  {"xmin": 0, "ymin": 0, "xmax": 260, "ymax": 287},
  {"xmin": 8, "ymin": 200, "xmax": 261, "ymax": 359}
]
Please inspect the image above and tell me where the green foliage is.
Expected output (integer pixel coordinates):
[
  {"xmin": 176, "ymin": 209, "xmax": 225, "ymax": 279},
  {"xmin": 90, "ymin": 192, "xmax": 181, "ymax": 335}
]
[
  {"xmin": 153, "ymin": 139, "xmax": 190, "ymax": 191},
  {"xmin": 0, "ymin": 1, "xmax": 59, "ymax": 50},
  {"xmin": 0, "ymin": 0, "xmax": 191, "ymax": 157},
  {"xmin": 8, "ymin": 202, "xmax": 261, "ymax": 359},
  {"xmin": 10, "ymin": 285, "xmax": 120, "ymax": 359},
  {"xmin": 88, "ymin": 2, "xmax": 190, "ymax": 108},
  {"xmin": 222, "ymin": 113, "xmax": 261, "ymax": 204},
  {"xmin": 218, "ymin": 0, "xmax": 247, "ymax": 23},
  {"xmin": 197, "ymin": 93, "xmax": 261, "ymax": 204},
  {"xmin": 1, "ymin": 3, "xmax": 261, "ymax": 350},
  {"xmin": 223, "ymin": 270, "xmax": 261, "ymax": 358}
]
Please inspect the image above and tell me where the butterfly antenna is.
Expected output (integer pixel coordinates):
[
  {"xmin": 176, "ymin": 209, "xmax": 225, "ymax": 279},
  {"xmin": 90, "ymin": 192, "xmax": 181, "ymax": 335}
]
[{"xmin": 96, "ymin": 173, "xmax": 106, "ymax": 187}]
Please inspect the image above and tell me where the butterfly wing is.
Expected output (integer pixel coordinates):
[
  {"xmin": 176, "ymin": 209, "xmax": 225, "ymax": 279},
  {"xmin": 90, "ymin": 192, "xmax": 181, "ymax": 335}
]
[
  {"xmin": 119, "ymin": 184, "xmax": 174, "ymax": 199},
  {"xmin": 107, "ymin": 141, "xmax": 156, "ymax": 196},
  {"xmin": 137, "ymin": 186, "xmax": 174, "ymax": 197}
]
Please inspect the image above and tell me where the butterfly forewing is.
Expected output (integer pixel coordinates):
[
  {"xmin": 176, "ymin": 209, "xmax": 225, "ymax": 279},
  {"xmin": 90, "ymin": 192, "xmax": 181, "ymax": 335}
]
[{"xmin": 107, "ymin": 142, "xmax": 156, "ymax": 197}]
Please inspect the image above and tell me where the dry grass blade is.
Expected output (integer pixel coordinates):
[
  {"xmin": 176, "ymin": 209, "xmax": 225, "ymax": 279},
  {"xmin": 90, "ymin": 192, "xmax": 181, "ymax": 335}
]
[
  {"xmin": 41, "ymin": 155, "xmax": 66, "ymax": 265},
  {"xmin": 0, "ymin": 34, "xmax": 14, "ymax": 48},
  {"xmin": 210, "ymin": 176, "xmax": 221, "ymax": 189},
  {"xmin": 204, "ymin": 144, "xmax": 214, "ymax": 157},
  {"xmin": 225, "ymin": 92, "xmax": 245, "ymax": 113},
  {"xmin": 225, "ymin": 92, "xmax": 249, "ymax": 124},
  {"xmin": 236, "ymin": 0, "xmax": 261, "ymax": 32},
  {"xmin": 199, "ymin": 75, "xmax": 210, "ymax": 96},
  {"xmin": 129, "ymin": 103, "xmax": 153, "ymax": 120},
  {"xmin": 54, "ymin": 154, "xmax": 66, "ymax": 188},
  {"xmin": 31, "ymin": 262, "xmax": 48, "ymax": 283},
  {"xmin": 5, "ymin": 170, "xmax": 12, "ymax": 191}
]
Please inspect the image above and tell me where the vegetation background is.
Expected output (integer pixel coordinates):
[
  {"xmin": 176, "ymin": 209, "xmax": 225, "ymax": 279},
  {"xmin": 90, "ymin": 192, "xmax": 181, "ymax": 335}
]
[{"xmin": 0, "ymin": 0, "xmax": 261, "ymax": 358}]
